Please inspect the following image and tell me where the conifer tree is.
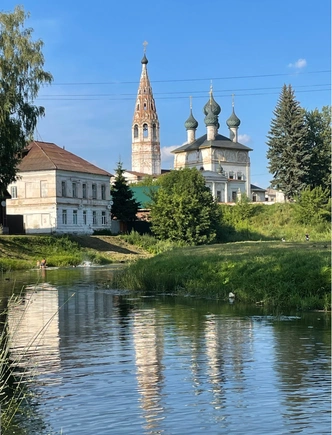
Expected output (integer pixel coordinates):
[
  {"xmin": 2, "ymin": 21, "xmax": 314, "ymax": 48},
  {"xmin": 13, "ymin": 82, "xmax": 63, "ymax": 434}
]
[
  {"xmin": 266, "ymin": 84, "xmax": 310, "ymax": 200},
  {"xmin": 304, "ymin": 106, "xmax": 331, "ymax": 195},
  {"xmin": 111, "ymin": 162, "xmax": 139, "ymax": 222}
]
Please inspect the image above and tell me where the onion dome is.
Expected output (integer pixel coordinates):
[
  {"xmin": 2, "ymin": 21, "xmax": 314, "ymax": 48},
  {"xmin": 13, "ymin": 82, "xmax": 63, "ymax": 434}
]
[
  {"xmin": 141, "ymin": 53, "xmax": 148, "ymax": 64},
  {"xmin": 184, "ymin": 109, "xmax": 198, "ymax": 130},
  {"xmin": 203, "ymin": 93, "xmax": 221, "ymax": 116},
  {"xmin": 204, "ymin": 104, "xmax": 218, "ymax": 127},
  {"xmin": 226, "ymin": 108, "xmax": 241, "ymax": 128}
]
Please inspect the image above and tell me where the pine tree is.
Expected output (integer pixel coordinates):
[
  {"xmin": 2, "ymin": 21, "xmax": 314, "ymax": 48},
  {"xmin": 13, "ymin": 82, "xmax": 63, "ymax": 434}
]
[
  {"xmin": 304, "ymin": 106, "xmax": 331, "ymax": 195},
  {"xmin": 266, "ymin": 84, "xmax": 310, "ymax": 200},
  {"xmin": 111, "ymin": 162, "xmax": 139, "ymax": 222}
]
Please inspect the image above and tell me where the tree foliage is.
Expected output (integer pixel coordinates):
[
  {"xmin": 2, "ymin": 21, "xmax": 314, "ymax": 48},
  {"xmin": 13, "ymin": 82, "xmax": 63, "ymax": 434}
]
[
  {"xmin": 111, "ymin": 162, "xmax": 139, "ymax": 222},
  {"xmin": 293, "ymin": 186, "xmax": 331, "ymax": 226},
  {"xmin": 149, "ymin": 168, "xmax": 220, "ymax": 245},
  {"xmin": 0, "ymin": 6, "xmax": 53, "ymax": 191},
  {"xmin": 304, "ymin": 106, "xmax": 331, "ymax": 194},
  {"xmin": 266, "ymin": 84, "xmax": 310, "ymax": 200}
]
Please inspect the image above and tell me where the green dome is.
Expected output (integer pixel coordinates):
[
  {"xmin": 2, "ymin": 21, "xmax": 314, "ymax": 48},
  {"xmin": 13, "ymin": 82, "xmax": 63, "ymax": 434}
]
[
  {"xmin": 203, "ymin": 93, "xmax": 221, "ymax": 116},
  {"xmin": 184, "ymin": 109, "xmax": 198, "ymax": 130},
  {"xmin": 226, "ymin": 108, "xmax": 241, "ymax": 128},
  {"xmin": 141, "ymin": 54, "xmax": 148, "ymax": 64},
  {"xmin": 204, "ymin": 104, "xmax": 218, "ymax": 127}
]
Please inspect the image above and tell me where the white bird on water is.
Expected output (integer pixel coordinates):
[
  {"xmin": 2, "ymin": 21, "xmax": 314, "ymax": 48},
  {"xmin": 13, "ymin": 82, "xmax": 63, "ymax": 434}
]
[{"xmin": 229, "ymin": 292, "xmax": 235, "ymax": 299}]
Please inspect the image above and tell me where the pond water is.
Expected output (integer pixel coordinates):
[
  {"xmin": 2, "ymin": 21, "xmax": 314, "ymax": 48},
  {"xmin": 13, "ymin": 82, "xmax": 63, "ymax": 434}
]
[{"xmin": 1, "ymin": 266, "xmax": 331, "ymax": 435}]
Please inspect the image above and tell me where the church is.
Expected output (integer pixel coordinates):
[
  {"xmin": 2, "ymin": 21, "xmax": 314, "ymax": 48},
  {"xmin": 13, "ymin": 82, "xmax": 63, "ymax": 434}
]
[{"xmin": 126, "ymin": 46, "xmax": 265, "ymax": 203}]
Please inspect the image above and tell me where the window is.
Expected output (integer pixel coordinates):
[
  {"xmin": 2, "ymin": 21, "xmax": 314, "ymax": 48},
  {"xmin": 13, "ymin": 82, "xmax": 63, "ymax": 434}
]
[
  {"xmin": 143, "ymin": 103, "xmax": 147, "ymax": 110},
  {"xmin": 72, "ymin": 182, "xmax": 77, "ymax": 198},
  {"xmin": 82, "ymin": 183, "xmax": 87, "ymax": 199},
  {"xmin": 41, "ymin": 181, "xmax": 48, "ymax": 197},
  {"xmin": 92, "ymin": 184, "xmax": 97, "ymax": 199},
  {"xmin": 61, "ymin": 181, "xmax": 66, "ymax": 197},
  {"xmin": 92, "ymin": 211, "xmax": 97, "ymax": 225},
  {"xmin": 143, "ymin": 124, "xmax": 148, "ymax": 138},
  {"xmin": 137, "ymin": 104, "xmax": 139, "ymax": 111},
  {"xmin": 237, "ymin": 172, "xmax": 242, "ymax": 180},
  {"xmin": 10, "ymin": 186, "xmax": 17, "ymax": 199},
  {"xmin": 152, "ymin": 124, "xmax": 157, "ymax": 141},
  {"xmin": 229, "ymin": 171, "xmax": 234, "ymax": 180},
  {"xmin": 217, "ymin": 191, "xmax": 221, "ymax": 202},
  {"xmin": 231, "ymin": 191, "xmax": 237, "ymax": 202},
  {"xmin": 83, "ymin": 210, "xmax": 87, "ymax": 225},
  {"xmin": 101, "ymin": 211, "xmax": 106, "ymax": 225},
  {"xmin": 134, "ymin": 125, "xmax": 139, "ymax": 138},
  {"xmin": 62, "ymin": 209, "xmax": 67, "ymax": 225},
  {"xmin": 101, "ymin": 184, "xmax": 106, "ymax": 200},
  {"xmin": 252, "ymin": 194, "xmax": 257, "ymax": 203},
  {"xmin": 73, "ymin": 210, "xmax": 78, "ymax": 224}
]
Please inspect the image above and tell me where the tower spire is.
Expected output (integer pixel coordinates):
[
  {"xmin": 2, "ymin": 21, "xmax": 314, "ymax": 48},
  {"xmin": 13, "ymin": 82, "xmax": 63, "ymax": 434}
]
[{"xmin": 132, "ymin": 45, "xmax": 161, "ymax": 176}]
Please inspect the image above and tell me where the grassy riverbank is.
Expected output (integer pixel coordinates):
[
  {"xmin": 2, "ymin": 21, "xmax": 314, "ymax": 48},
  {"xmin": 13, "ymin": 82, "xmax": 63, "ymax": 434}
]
[
  {"xmin": 111, "ymin": 241, "xmax": 331, "ymax": 311},
  {"xmin": 0, "ymin": 235, "xmax": 149, "ymax": 271}
]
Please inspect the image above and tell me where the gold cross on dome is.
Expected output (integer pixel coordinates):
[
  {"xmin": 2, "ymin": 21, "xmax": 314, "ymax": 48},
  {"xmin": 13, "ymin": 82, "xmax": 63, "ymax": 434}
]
[
  {"xmin": 189, "ymin": 95, "xmax": 192, "ymax": 109},
  {"xmin": 232, "ymin": 93, "xmax": 235, "ymax": 107},
  {"xmin": 143, "ymin": 41, "xmax": 148, "ymax": 53}
]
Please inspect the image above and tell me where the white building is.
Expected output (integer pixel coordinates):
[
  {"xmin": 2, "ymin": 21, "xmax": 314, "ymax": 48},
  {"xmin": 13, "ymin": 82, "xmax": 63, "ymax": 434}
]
[
  {"xmin": 6, "ymin": 141, "xmax": 113, "ymax": 234},
  {"xmin": 172, "ymin": 89, "xmax": 254, "ymax": 203}
]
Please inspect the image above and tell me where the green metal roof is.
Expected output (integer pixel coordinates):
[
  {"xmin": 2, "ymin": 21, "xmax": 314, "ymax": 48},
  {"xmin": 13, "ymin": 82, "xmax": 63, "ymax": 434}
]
[
  {"xmin": 130, "ymin": 185, "xmax": 159, "ymax": 209},
  {"xmin": 172, "ymin": 133, "xmax": 253, "ymax": 153}
]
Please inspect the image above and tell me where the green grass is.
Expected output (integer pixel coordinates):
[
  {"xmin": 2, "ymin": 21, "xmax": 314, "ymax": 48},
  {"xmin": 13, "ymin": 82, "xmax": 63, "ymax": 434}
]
[
  {"xmin": 111, "ymin": 241, "xmax": 331, "ymax": 311},
  {"xmin": 0, "ymin": 235, "xmax": 115, "ymax": 271}
]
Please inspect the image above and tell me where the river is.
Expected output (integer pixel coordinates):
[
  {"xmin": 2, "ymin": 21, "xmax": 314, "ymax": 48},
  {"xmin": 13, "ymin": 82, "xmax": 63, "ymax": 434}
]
[{"xmin": 1, "ymin": 265, "xmax": 330, "ymax": 434}]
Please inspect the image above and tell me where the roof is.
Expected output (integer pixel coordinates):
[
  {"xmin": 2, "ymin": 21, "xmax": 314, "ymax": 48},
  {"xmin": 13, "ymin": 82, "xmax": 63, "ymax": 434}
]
[
  {"xmin": 172, "ymin": 133, "xmax": 253, "ymax": 153},
  {"xmin": 18, "ymin": 141, "xmax": 111, "ymax": 176},
  {"xmin": 130, "ymin": 185, "xmax": 158, "ymax": 208},
  {"xmin": 250, "ymin": 184, "xmax": 266, "ymax": 192}
]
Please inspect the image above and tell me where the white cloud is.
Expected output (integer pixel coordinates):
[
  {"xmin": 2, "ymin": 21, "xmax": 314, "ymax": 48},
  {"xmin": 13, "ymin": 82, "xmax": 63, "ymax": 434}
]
[
  {"xmin": 238, "ymin": 134, "xmax": 251, "ymax": 144},
  {"xmin": 288, "ymin": 58, "xmax": 307, "ymax": 69},
  {"xmin": 161, "ymin": 145, "xmax": 178, "ymax": 169}
]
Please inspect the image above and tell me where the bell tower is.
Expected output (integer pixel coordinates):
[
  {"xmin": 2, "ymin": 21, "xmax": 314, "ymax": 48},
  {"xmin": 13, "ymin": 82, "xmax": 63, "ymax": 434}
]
[{"xmin": 132, "ymin": 42, "xmax": 161, "ymax": 175}]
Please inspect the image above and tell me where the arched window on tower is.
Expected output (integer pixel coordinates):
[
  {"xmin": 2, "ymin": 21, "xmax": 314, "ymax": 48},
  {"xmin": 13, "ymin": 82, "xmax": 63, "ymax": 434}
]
[
  {"xmin": 143, "ymin": 102, "xmax": 147, "ymax": 110},
  {"xmin": 136, "ymin": 104, "xmax": 139, "ymax": 111},
  {"xmin": 134, "ymin": 125, "xmax": 138, "ymax": 138},
  {"xmin": 152, "ymin": 124, "xmax": 157, "ymax": 141},
  {"xmin": 151, "ymin": 102, "xmax": 154, "ymax": 110},
  {"xmin": 143, "ymin": 124, "xmax": 148, "ymax": 138}
]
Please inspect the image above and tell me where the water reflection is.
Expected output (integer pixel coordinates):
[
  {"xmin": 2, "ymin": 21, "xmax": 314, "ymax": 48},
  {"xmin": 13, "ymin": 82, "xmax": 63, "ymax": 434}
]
[{"xmin": 0, "ymin": 268, "xmax": 330, "ymax": 435}]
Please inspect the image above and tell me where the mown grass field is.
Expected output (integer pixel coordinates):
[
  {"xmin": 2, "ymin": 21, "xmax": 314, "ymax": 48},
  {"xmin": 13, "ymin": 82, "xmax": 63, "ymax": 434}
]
[{"xmin": 0, "ymin": 235, "xmax": 149, "ymax": 271}]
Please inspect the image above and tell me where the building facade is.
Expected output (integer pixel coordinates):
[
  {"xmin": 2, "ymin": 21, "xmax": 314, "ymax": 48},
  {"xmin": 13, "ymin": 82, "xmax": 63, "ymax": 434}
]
[
  {"xmin": 172, "ymin": 89, "xmax": 253, "ymax": 202},
  {"xmin": 6, "ymin": 141, "xmax": 113, "ymax": 234}
]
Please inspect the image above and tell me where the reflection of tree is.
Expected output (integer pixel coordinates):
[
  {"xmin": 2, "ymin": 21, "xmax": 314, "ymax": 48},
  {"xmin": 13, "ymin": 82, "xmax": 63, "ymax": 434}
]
[{"xmin": 272, "ymin": 315, "xmax": 331, "ymax": 431}]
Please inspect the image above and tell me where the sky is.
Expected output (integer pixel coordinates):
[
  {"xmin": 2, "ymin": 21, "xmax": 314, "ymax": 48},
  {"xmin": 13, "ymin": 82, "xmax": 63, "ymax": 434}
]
[{"xmin": 1, "ymin": 0, "xmax": 331, "ymax": 188}]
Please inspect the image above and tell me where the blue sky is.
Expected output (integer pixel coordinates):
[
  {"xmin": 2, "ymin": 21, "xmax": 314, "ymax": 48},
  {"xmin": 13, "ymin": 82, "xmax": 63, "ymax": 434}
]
[{"xmin": 2, "ymin": 0, "xmax": 331, "ymax": 188}]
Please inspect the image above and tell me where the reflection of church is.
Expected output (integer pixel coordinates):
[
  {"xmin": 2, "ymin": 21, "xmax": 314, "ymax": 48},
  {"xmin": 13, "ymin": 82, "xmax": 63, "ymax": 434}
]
[{"xmin": 127, "ymin": 45, "xmax": 265, "ymax": 203}]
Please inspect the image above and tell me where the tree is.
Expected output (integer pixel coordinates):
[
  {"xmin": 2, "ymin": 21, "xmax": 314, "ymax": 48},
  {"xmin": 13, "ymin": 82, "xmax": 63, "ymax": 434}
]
[
  {"xmin": 293, "ymin": 186, "xmax": 331, "ymax": 226},
  {"xmin": 111, "ymin": 162, "xmax": 139, "ymax": 222},
  {"xmin": 149, "ymin": 168, "xmax": 220, "ymax": 245},
  {"xmin": 304, "ymin": 106, "xmax": 331, "ymax": 194},
  {"xmin": 266, "ymin": 84, "xmax": 310, "ymax": 200},
  {"xmin": 0, "ymin": 6, "xmax": 53, "ymax": 192}
]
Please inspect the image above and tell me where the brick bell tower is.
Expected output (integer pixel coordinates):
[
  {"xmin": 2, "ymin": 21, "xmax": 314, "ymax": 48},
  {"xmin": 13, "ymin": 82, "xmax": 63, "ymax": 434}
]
[{"xmin": 132, "ymin": 42, "xmax": 161, "ymax": 175}]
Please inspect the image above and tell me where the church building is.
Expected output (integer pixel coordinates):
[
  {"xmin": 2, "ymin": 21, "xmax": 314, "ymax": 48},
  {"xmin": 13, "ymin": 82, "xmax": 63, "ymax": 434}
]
[
  {"xmin": 131, "ymin": 45, "xmax": 161, "ymax": 176},
  {"xmin": 127, "ymin": 45, "xmax": 263, "ymax": 203},
  {"xmin": 172, "ymin": 90, "xmax": 253, "ymax": 203}
]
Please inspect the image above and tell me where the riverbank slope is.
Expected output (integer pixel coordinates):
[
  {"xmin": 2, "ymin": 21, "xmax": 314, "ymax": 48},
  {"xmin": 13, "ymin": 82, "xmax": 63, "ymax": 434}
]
[{"xmin": 111, "ymin": 240, "xmax": 331, "ymax": 311}]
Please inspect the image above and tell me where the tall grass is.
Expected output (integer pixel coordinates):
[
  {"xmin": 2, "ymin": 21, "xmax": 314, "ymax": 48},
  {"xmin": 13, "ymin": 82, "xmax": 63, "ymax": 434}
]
[
  {"xmin": 0, "ymin": 287, "xmax": 75, "ymax": 433},
  {"xmin": 111, "ymin": 241, "xmax": 331, "ymax": 311}
]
